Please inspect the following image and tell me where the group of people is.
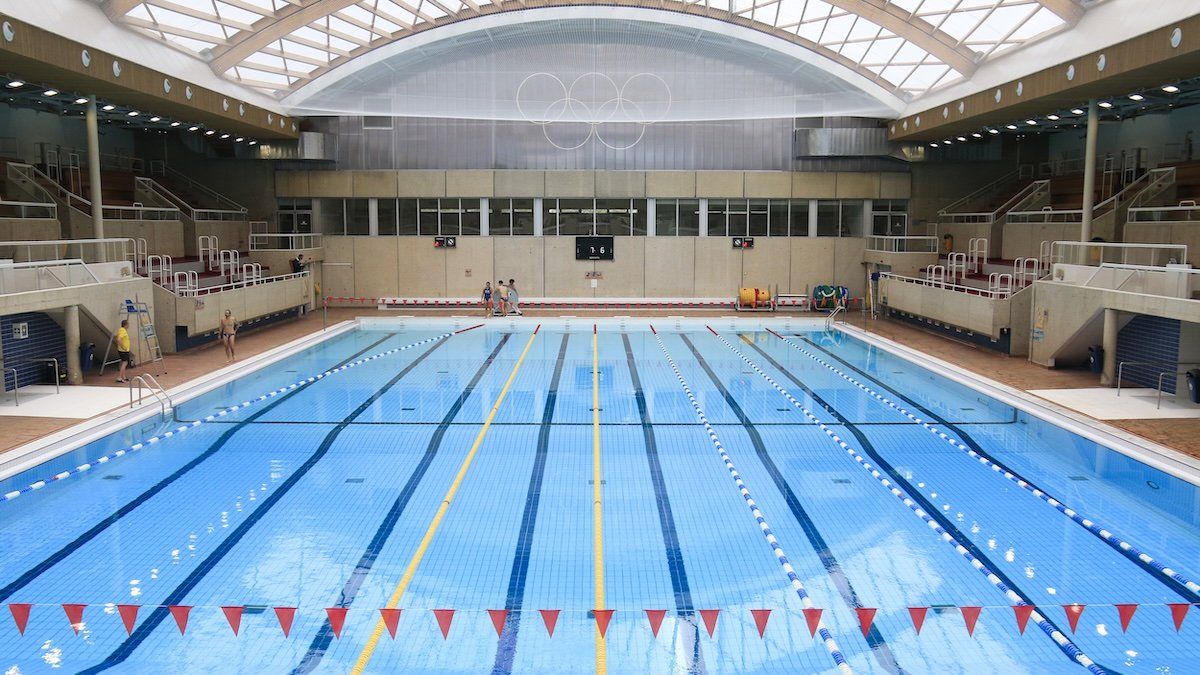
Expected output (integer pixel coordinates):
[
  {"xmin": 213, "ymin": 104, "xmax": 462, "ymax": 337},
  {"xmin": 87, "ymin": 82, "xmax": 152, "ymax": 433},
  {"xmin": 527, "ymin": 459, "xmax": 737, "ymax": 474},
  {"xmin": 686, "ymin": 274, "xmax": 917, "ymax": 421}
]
[{"xmin": 482, "ymin": 279, "xmax": 522, "ymax": 317}]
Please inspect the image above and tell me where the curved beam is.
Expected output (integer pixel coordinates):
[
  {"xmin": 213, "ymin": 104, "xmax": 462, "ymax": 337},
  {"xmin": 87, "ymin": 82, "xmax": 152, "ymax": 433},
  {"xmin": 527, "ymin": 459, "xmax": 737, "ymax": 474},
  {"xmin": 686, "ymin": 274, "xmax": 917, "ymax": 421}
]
[
  {"xmin": 207, "ymin": 0, "xmax": 978, "ymax": 88},
  {"xmin": 101, "ymin": 0, "xmax": 144, "ymax": 20},
  {"xmin": 1037, "ymin": 0, "xmax": 1085, "ymax": 25}
]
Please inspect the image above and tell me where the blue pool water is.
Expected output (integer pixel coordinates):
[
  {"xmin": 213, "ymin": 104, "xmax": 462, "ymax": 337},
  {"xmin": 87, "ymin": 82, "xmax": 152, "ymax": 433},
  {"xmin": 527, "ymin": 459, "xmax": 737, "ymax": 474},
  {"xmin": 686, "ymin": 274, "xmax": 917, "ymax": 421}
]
[{"xmin": 2, "ymin": 321, "xmax": 1200, "ymax": 674}]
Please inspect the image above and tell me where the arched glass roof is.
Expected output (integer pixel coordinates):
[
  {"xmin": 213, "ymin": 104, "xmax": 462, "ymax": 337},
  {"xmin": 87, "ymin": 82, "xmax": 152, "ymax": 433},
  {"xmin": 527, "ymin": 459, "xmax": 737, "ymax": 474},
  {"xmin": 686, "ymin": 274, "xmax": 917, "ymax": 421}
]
[{"xmin": 99, "ymin": 0, "xmax": 1087, "ymax": 101}]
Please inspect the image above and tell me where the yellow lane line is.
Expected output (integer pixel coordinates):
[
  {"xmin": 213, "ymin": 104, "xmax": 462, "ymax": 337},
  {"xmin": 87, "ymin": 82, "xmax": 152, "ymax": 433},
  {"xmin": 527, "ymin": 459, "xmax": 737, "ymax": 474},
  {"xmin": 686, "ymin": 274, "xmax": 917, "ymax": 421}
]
[
  {"xmin": 351, "ymin": 328, "xmax": 540, "ymax": 674},
  {"xmin": 593, "ymin": 327, "xmax": 606, "ymax": 675}
]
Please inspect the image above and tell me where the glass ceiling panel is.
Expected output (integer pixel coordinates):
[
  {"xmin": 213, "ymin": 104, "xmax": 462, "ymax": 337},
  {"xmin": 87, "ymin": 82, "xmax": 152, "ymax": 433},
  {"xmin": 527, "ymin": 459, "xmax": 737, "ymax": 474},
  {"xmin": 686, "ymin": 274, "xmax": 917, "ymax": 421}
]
[{"xmin": 105, "ymin": 0, "xmax": 1082, "ymax": 100}]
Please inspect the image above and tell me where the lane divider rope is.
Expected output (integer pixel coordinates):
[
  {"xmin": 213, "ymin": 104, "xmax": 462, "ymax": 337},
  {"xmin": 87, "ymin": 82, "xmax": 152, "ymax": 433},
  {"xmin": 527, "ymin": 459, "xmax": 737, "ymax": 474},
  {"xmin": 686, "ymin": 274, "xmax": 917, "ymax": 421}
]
[
  {"xmin": 773, "ymin": 329, "xmax": 1200, "ymax": 599},
  {"xmin": 592, "ymin": 325, "xmax": 607, "ymax": 675},
  {"xmin": 2, "ymin": 330, "xmax": 469, "ymax": 504},
  {"xmin": 650, "ymin": 327, "xmax": 852, "ymax": 674},
  {"xmin": 708, "ymin": 328, "xmax": 1104, "ymax": 675}
]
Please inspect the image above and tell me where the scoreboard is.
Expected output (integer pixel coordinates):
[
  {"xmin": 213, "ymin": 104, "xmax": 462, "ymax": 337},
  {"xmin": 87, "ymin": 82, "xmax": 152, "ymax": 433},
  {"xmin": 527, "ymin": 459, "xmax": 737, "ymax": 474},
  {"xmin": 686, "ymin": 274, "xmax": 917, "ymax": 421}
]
[{"xmin": 576, "ymin": 236, "xmax": 614, "ymax": 260}]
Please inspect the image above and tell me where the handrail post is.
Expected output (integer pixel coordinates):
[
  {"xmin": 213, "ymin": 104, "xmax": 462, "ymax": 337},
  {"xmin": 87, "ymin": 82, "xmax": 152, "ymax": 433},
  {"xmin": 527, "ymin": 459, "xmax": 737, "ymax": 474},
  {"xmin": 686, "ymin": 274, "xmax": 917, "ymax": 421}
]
[{"xmin": 6, "ymin": 367, "xmax": 18, "ymax": 406}]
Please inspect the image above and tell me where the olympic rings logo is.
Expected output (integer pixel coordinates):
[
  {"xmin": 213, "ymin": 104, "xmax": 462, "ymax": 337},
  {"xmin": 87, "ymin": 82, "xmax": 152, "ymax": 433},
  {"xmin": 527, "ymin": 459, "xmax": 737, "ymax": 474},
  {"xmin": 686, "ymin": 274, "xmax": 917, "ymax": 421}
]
[{"xmin": 516, "ymin": 72, "xmax": 672, "ymax": 150}]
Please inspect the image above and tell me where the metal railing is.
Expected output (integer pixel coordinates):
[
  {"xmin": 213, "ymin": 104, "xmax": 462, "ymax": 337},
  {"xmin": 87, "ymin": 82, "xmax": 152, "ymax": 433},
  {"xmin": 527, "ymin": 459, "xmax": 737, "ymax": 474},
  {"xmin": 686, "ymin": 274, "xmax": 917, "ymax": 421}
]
[
  {"xmin": 0, "ymin": 259, "xmax": 102, "ymax": 294},
  {"xmin": 0, "ymin": 237, "xmax": 136, "ymax": 265},
  {"xmin": 129, "ymin": 373, "xmax": 173, "ymax": 419},
  {"xmin": 1076, "ymin": 262, "xmax": 1200, "ymax": 298},
  {"xmin": 135, "ymin": 176, "xmax": 246, "ymax": 222},
  {"xmin": 938, "ymin": 165, "xmax": 1034, "ymax": 216},
  {"xmin": 1048, "ymin": 241, "xmax": 1187, "ymax": 267},
  {"xmin": 249, "ymin": 232, "xmax": 323, "ymax": 250},
  {"xmin": 5, "ymin": 367, "xmax": 18, "ymax": 406},
  {"xmin": 7, "ymin": 162, "xmax": 91, "ymax": 214},
  {"xmin": 1117, "ymin": 360, "xmax": 1200, "ymax": 401},
  {"xmin": 38, "ymin": 143, "xmax": 145, "ymax": 174},
  {"xmin": 0, "ymin": 198, "xmax": 56, "ymax": 220},
  {"xmin": 1008, "ymin": 168, "xmax": 1161, "ymax": 225},
  {"xmin": 864, "ymin": 235, "xmax": 938, "ymax": 253},
  {"xmin": 24, "ymin": 358, "xmax": 60, "ymax": 395},
  {"xmin": 174, "ymin": 270, "xmax": 308, "ymax": 298},
  {"xmin": 101, "ymin": 203, "xmax": 181, "ymax": 221},
  {"xmin": 148, "ymin": 161, "xmax": 248, "ymax": 216},
  {"xmin": 940, "ymin": 179, "xmax": 1049, "ymax": 225},
  {"xmin": 1128, "ymin": 202, "xmax": 1200, "ymax": 223},
  {"xmin": 880, "ymin": 271, "xmax": 1016, "ymax": 299},
  {"xmin": 824, "ymin": 303, "xmax": 845, "ymax": 328}
]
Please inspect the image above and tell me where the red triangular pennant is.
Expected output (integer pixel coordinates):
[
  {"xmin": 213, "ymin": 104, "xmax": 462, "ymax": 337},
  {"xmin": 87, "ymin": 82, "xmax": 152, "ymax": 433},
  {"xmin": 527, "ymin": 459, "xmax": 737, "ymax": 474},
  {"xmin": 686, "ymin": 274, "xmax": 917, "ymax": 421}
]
[
  {"xmin": 1063, "ymin": 604, "xmax": 1085, "ymax": 633},
  {"xmin": 908, "ymin": 607, "xmax": 928, "ymax": 634},
  {"xmin": 856, "ymin": 608, "xmax": 877, "ymax": 637},
  {"xmin": 802, "ymin": 607, "xmax": 822, "ymax": 637},
  {"xmin": 594, "ymin": 609, "xmax": 614, "ymax": 637},
  {"xmin": 326, "ymin": 607, "xmax": 348, "ymax": 639},
  {"xmin": 117, "ymin": 605, "xmax": 139, "ymax": 635},
  {"xmin": 8, "ymin": 603, "xmax": 31, "ymax": 635},
  {"xmin": 1169, "ymin": 603, "xmax": 1191, "ymax": 632},
  {"xmin": 539, "ymin": 609, "xmax": 559, "ymax": 637},
  {"xmin": 960, "ymin": 606, "xmax": 981, "ymax": 636},
  {"xmin": 379, "ymin": 608, "xmax": 401, "ymax": 638},
  {"xmin": 751, "ymin": 609, "xmax": 771, "ymax": 638},
  {"xmin": 698, "ymin": 609, "xmax": 719, "ymax": 637},
  {"xmin": 645, "ymin": 609, "xmax": 667, "ymax": 638},
  {"xmin": 433, "ymin": 609, "xmax": 455, "ymax": 639},
  {"xmin": 222, "ymin": 606, "xmax": 243, "ymax": 636},
  {"xmin": 62, "ymin": 604, "xmax": 86, "ymax": 635},
  {"xmin": 274, "ymin": 607, "xmax": 296, "ymax": 638},
  {"xmin": 1013, "ymin": 605, "xmax": 1035, "ymax": 635},
  {"xmin": 168, "ymin": 606, "xmax": 191, "ymax": 635},
  {"xmin": 488, "ymin": 609, "xmax": 508, "ymax": 637},
  {"xmin": 1115, "ymin": 604, "xmax": 1137, "ymax": 633}
]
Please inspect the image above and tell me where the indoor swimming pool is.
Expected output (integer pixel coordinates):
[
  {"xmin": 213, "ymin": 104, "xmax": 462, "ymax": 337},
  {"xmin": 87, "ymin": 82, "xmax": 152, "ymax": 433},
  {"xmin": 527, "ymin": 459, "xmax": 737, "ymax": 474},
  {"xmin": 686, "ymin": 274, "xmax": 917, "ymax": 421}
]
[{"xmin": 1, "ymin": 319, "xmax": 1199, "ymax": 674}]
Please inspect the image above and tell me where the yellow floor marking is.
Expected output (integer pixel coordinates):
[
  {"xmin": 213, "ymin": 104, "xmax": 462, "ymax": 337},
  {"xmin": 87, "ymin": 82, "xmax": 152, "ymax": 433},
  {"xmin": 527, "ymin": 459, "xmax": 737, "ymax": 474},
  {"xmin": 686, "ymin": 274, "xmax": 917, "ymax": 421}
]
[
  {"xmin": 351, "ymin": 329, "xmax": 540, "ymax": 674},
  {"xmin": 593, "ymin": 329, "xmax": 606, "ymax": 675}
]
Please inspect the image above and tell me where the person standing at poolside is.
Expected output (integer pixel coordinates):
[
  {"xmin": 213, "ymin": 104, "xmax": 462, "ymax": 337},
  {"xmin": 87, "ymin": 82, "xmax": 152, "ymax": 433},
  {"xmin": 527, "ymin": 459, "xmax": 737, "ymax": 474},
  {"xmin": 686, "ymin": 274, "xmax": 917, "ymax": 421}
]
[
  {"xmin": 507, "ymin": 278, "xmax": 522, "ymax": 315},
  {"xmin": 113, "ymin": 319, "xmax": 132, "ymax": 383},
  {"xmin": 481, "ymin": 281, "xmax": 493, "ymax": 318},
  {"xmin": 496, "ymin": 279, "xmax": 509, "ymax": 316},
  {"xmin": 220, "ymin": 310, "xmax": 238, "ymax": 363}
]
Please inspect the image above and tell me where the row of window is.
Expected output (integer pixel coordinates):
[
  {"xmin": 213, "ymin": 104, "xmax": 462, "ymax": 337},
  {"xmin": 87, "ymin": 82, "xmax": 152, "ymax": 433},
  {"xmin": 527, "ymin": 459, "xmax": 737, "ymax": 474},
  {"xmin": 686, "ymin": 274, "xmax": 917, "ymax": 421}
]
[{"xmin": 280, "ymin": 198, "xmax": 908, "ymax": 237}]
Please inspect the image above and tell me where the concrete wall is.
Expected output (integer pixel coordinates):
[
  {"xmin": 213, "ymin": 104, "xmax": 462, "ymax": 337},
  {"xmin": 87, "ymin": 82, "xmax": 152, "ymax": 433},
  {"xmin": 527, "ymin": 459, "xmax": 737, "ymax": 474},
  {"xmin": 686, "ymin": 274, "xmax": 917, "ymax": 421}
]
[
  {"xmin": 321, "ymin": 236, "xmax": 867, "ymax": 300},
  {"xmin": 1126, "ymin": 222, "xmax": 1200, "ymax": 260},
  {"xmin": 279, "ymin": 170, "xmax": 913, "ymax": 200},
  {"xmin": 156, "ymin": 276, "xmax": 311, "ymax": 351},
  {"xmin": 62, "ymin": 208, "xmax": 186, "ymax": 258},
  {"xmin": 880, "ymin": 276, "xmax": 1019, "ymax": 341},
  {"xmin": 0, "ymin": 218, "xmax": 62, "ymax": 247},
  {"xmin": 195, "ymin": 220, "xmax": 250, "ymax": 254}
]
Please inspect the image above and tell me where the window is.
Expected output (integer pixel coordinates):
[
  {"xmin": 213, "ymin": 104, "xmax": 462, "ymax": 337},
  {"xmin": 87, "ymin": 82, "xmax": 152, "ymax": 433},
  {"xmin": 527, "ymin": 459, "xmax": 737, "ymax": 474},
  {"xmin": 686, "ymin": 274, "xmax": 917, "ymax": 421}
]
[
  {"xmin": 768, "ymin": 200, "xmax": 789, "ymax": 237},
  {"xmin": 490, "ymin": 199, "xmax": 512, "ymax": 236},
  {"xmin": 656, "ymin": 199, "xmax": 678, "ymax": 236},
  {"xmin": 707, "ymin": 200, "xmax": 727, "ymax": 237},
  {"xmin": 345, "ymin": 199, "xmax": 370, "ymax": 235},
  {"xmin": 677, "ymin": 199, "xmax": 700, "ymax": 236},
  {"xmin": 316, "ymin": 198, "xmax": 345, "ymax": 235},
  {"xmin": 277, "ymin": 198, "xmax": 312, "ymax": 234},
  {"xmin": 871, "ymin": 199, "xmax": 909, "ymax": 236},
  {"xmin": 749, "ymin": 199, "xmax": 769, "ymax": 237},
  {"xmin": 461, "ymin": 199, "xmax": 481, "ymax": 235},
  {"xmin": 439, "ymin": 198, "xmax": 460, "ymax": 236},
  {"xmin": 397, "ymin": 199, "xmax": 418, "ymax": 235},
  {"xmin": 418, "ymin": 199, "xmax": 439, "ymax": 235},
  {"xmin": 817, "ymin": 200, "xmax": 866, "ymax": 237},
  {"xmin": 377, "ymin": 199, "xmax": 398, "ymax": 235},
  {"xmin": 512, "ymin": 199, "xmax": 534, "ymax": 235},
  {"xmin": 789, "ymin": 201, "xmax": 811, "ymax": 237}
]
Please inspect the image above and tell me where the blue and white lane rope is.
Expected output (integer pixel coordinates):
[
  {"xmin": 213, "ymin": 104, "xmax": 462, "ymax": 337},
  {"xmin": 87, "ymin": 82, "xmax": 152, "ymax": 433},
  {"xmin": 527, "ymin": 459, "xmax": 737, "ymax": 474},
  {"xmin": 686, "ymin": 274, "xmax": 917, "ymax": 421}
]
[
  {"xmin": 2, "ymin": 331, "xmax": 455, "ymax": 503},
  {"xmin": 651, "ymin": 329, "xmax": 853, "ymax": 675},
  {"xmin": 776, "ymin": 330, "xmax": 1200, "ymax": 600},
  {"xmin": 708, "ymin": 329, "xmax": 1105, "ymax": 675}
]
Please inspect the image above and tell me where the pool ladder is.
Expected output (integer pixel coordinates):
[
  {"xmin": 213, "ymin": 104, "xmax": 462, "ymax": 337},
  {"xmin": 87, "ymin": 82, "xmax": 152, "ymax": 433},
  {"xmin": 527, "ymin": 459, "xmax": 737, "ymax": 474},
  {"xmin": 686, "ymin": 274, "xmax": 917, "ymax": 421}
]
[
  {"xmin": 129, "ymin": 373, "xmax": 174, "ymax": 420},
  {"xmin": 824, "ymin": 302, "xmax": 846, "ymax": 330}
]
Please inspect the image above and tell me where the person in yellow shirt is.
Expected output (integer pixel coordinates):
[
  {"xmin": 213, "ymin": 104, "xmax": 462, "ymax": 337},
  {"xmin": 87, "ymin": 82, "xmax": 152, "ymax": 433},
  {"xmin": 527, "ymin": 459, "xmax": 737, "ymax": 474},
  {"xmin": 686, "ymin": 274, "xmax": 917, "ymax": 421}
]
[{"xmin": 114, "ymin": 320, "xmax": 132, "ymax": 383}]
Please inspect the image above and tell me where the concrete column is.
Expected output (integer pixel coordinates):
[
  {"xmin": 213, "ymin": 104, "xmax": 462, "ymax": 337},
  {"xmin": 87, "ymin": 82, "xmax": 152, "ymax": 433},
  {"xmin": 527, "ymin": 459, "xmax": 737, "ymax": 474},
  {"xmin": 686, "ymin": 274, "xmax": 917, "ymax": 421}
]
[
  {"xmin": 533, "ymin": 197, "xmax": 544, "ymax": 236},
  {"xmin": 698, "ymin": 198, "xmax": 708, "ymax": 236},
  {"xmin": 645, "ymin": 198, "xmax": 656, "ymax": 236},
  {"xmin": 65, "ymin": 305, "xmax": 82, "ymax": 385},
  {"xmin": 85, "ymin": 96, "xmax": 105, "ymax": 243},
  {"xmin": 479, "ymin": 197, "xmax": 489, "ymax": 236},
  {"xmin": 1101, "ymin": 307, "xmax": 1118, "ymax": 386},
  {"xmin": 367, "ymin": 198, "xmax": 379, "ymax": 236},
  {"xmin": 1080, "ymin": 99, "xmax": 1099, "ymax": 245}
]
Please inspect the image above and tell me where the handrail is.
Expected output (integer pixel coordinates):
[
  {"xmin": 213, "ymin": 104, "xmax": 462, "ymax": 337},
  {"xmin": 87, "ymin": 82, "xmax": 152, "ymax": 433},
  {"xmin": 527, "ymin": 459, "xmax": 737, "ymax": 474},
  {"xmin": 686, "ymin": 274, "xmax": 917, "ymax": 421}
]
[
  {"xmin": 38, "ymin": 142, "xmax": 145, "ymax": 174},
  {"xmin": 1158, "ymin": 369, "xmax": 1200, "ymax": 409},
  {"xmin": 1008, "ymin": 169, "xmax": 1159, "ymax": 224},
  {"xmin": 0, "ymin": 198, "xmax": 57, "ymax": 220},
  {"xmin": 0, "ymin": 259, "xmax": 102, "ymax": 294},
  {"xmin": 880, "ymin": 271, "xmax": 1015, "ymax": 299},
  {"xmin": 135, "ymin": 176, "xmax": 246, "ymax": 221},
  {"xmin": 249, "ymin": 232, "xmax": 323, "ymax": 250},
  {"xmin": 0, "ymin": 237, "xmax": 135, "ymax": 265},
  {"xmin": 1117, "ymin": 360, "xmax": 1200, "ymax": 397},
  {"xmin": 864, "ymin": 235, "xmax": 937, "ymax": 253},
  {"xmin": 23, "ymin": 358, "xmax": 60, "ymax": 394},
  {"xmin": 824, "ymin": 303, "xmax": 845, "ymax": 329},
  {"xmin": 5, "ymin": 367, "xmax": 18, "ymax": 406},
  {"xmin": 938, "ymin": 165, "xmax": 1034, "ymax": 215},
  {"xmin": 174, "ymin": 270, "xmax": 309, "ymax": 298},
  {"xmin": 129, "ymin": 374, "xmax": 173, "ymax": 419},
  {"xmin": 7, "ymin": 162, "xmax": 91, "ymax": 214},
  {"xmin": 148, "ymin": 160, "xmax": 247, "ymax": 214},
  {"xmin": 1049, "ymin": 240, "xmax": 1187, "ymax": 266}
]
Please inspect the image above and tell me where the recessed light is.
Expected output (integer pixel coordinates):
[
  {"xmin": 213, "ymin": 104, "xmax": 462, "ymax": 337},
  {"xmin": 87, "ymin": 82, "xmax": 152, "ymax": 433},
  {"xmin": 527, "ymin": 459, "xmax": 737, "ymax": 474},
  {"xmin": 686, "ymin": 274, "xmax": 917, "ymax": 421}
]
[
  {"xmin": 1098, "ymin": 101, "xmax": 1113, "ymax": 108},
  {"xmin": 42, "ymin": 89, "xmax": 58, "ymax": 97},
  {"xmin": 248, "ymin": 140, "xmax": 257, "ymax": 146},
  {"xmin": 170, "ymin": 121, "xmax": 181, "ymax": 127},
  {"xmin": 1128, "ymin": 93, "xmax": 1144, "ymax": 101},
  {"xmin": 930, "ymin": 142, "xmax": 939, "ymax": 147},
  {"xmin": 956, "ymin": 136, "xmax": 967, "ymax": 141},
  {"xmin": 205, "ymin": 130, "xmax": 215, "ymax": 136},
  {"xmin": 188, "ymin": 126, "xmax": 199, "ymax": 131},
  {"xmin": 1047, "ymin": 114, "xmax": 1060, "ymax": 121},
  {"xmin": 1006, "ymin": 124, "xmax": 1018, "ymax": 130},
  {"xmin": 219, "ymin": 133, "xmax": 230, "ymax": 139},
  {"xmin": 102, "ymin": 104, "xmax": 115, "ymax": 111},
  {"xmin": 944, "ymin": 139, "xmax": 953, "ymax": 145},
  {"xmin": 149, "ymin": 116, "xmax": 160, "ymax": 122},
  {"xmin": 1162, "ymin": 85, "xmax": 1180, "ymax": 94},
  {"xmin": 74, "ymin": 97, "xmax": 88, "ymax": 104},
  {"xmin": 971, "ymin": 132, "xmax": 982, "ymax": 138},
  {"xmin": 988, "ymin": 128, "xmax": 999, "ymax": 134},
  {"xmin": 6, "ymin": 80, "xmax": 23, "ymax": 88},
  {"xmin": 1071, "ymin": 108, "xmax": 1084, "ymax": 115},
  {"xmin": 1026, "ymin": 119, "xmax": 1037, "ymax": 125},
  {"xmin": 234, "ymin": 137, "xmax": 243, "ymax": 142},
  {"xmin": 127, "ymin": 111, "xmax": 139, "ymax": 117}
]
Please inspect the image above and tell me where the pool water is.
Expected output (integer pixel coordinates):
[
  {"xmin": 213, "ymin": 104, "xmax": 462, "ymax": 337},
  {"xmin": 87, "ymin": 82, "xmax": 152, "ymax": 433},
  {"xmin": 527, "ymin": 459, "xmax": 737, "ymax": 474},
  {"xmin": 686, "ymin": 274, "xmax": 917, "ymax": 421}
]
[{"xmin": 2, "ymin": 321, "xmax": 1199, "ymax": 674}]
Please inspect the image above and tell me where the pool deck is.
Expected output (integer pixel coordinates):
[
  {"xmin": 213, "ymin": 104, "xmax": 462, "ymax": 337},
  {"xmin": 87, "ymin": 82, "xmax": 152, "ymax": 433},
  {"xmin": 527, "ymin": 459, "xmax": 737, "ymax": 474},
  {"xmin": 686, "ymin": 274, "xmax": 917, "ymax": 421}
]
[{"xmin": 0, "ymin": 308, "xmax": 1196, "ymax": 461}]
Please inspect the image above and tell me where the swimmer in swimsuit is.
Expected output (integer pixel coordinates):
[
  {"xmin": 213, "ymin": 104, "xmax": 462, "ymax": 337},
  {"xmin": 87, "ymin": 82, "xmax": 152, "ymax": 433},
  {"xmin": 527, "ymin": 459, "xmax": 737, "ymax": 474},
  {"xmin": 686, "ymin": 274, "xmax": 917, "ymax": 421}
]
[{"xmin": 220, "ymin": 310, "xmax": 238, "ymax": 363}]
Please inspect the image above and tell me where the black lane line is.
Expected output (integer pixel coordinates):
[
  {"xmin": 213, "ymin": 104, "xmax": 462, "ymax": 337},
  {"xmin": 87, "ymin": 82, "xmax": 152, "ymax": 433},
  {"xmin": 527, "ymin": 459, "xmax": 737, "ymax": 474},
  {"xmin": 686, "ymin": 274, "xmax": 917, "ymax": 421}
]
[
  {"xmin": 801, "ymin": 336, "xmax": 1200, "ymax": 605},
  {"xmin": 194, "ymin": 419, "xmax": 1014, "ymax": 427},
  {"xmin": 292, "ymin": 333, "xmax": 513, "ymax": 673},
  {"xmin": 490, "ymin": 333, "xmax": 569, "ymax": 675},
  {"xmin": 623, "ymin": 334, "xmax": 705, "ymax": 675},
  {"xmin": 739, "ymin": 336, "xmax": 1120, "ymax": 673},
  {"xmin": 0, "ymin": 332, "xmax": 399, "ymax": 605},
  {"xmin": 680, "ymin": 335, "xmax": 903, "ymax": 675},
  {"xmin": 81, "ymin": 334, "xmax": 469, "ymax": 673}
]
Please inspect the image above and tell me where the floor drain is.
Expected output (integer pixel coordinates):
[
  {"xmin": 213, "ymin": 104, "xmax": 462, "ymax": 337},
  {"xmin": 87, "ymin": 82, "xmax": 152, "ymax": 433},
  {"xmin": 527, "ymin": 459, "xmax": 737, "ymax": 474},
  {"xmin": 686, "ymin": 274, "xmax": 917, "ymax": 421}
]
[
  {"xmin": 401, "ymin": 407, "xmax": 416, "ymax": 411},
  {"xmin": 1068, "ymin": 476, "xmax": 1089, "ymax": 481},
  {"xmin": 345, "ymin": 478, "xmax": 365, "ymax": 484},
  {"xmin": 102, "ymin": 475, "xmax": 124, "ymax": 481},
  {"xmin": 776, "ymin": 408, "xmax": 789, "ymax": 412},
  {"xmin": 831, "ymin": 478, "xmax": 851, "ymax": 484}
]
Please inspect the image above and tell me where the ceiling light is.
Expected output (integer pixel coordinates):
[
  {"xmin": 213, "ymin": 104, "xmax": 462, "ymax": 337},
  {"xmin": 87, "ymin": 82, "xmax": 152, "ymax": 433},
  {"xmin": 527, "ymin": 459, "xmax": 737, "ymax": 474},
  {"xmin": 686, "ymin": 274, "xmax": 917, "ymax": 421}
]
[
  {"xmin": 988, "ymin": 128, "xmax": 999, "ymax": 135},
  {"xmin": 188, "ymin": 126, "xmax": 199, "ymax": 132},
  {"xmin": 1006, "ymin": 124, "xmax": 1018, "ymax": 130},
  {"xmin": 1047, "ymin": 114, "xmax": 1060, "ymax": 121},
  {"xmin": 972, "ymin": 132, "xmax": 982, "ymax": 138},
  {"xmin": 219, "ymin": 133, "xmax": 230, "ymax": 139},
  {"xmin": 205, "ymin": 130, "xmax": 215, "ymax": 136},
  {"xmin": 1128, "ymin": 93, "xmax": 1144, "ymax": 102},
  {"xmin": 944, "ymin": 139, "xmax": 953, "ymax": 145},
  {"xmin": 170, "ymin": 121, "xmax": 181, "ymax": 127},
  {"xmin": 102, "ymin": 104, "xmax": 115, "ymax": 111},
  {"xmin": 6, "ymin": 80, "xmax": 23, "ymax": 88},
  {"xmin": 127, "ymin": 111, "xmax": 139, "ymax": 117},
  {"xmin": 1098, "ymin": 101, "xmax": 1113, "ymax": 108},
  {"xmin": 1071, "ymin": 108, "xmax": 1084, "ymax": 115},
  {"xmin": 73, "ymin": 97, "xmax": 88, "ymax": 104},
  {"xmin": 956, "ymin": 136, "xmax": 967, "ymax": 141},
  {"xmin": 42, "ymin": 89, "xmax": 58, "ymax": 97},
  {"xmin": 1162, "ymin": 84, "xmax": 1180, "ymax": 94},
  {"xmin": 929, "ymin": 142, "xmax": 939, "ymax": 147},
  {"xmin": 1026, "ymin": 119, "xmax": 1037, "ymax": 125},
  {"xmin": 235, "ymin": 137, "xmax": 243, "ymax": 142},
  {"xmin": 149, "ymin": 116, "xmax": 160, "ymax": 122}
]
